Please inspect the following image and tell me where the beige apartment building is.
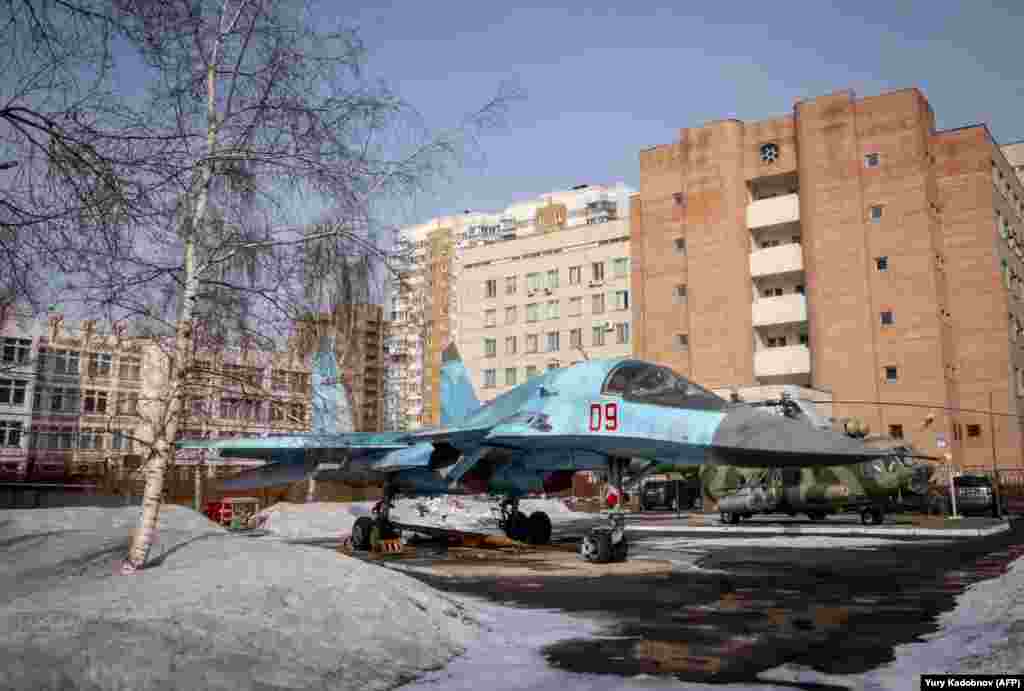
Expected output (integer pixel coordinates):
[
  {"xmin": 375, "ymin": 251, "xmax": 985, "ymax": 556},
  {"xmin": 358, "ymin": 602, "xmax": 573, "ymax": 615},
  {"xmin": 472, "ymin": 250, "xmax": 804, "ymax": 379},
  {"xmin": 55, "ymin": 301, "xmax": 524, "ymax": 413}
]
[
  {"xmin": 458, "ymin": 216, "xmax": 633, "ymax": 399},
  {"xmin": 385, "ymin": 183, "xmax": 633, "ymax": 427},
  {"xmin": 633, "ymin": 87, "xmax": 1024, "ymax": 470}
]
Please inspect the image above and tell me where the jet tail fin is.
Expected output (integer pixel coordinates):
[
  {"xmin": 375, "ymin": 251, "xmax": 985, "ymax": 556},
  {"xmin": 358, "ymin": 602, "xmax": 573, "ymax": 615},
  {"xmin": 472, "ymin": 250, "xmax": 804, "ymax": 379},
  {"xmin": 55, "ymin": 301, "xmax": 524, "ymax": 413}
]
[
  {"xmin": 440, "ymin": 342, "xmax": 481, "ymax": 426},
  {"xmin": 311, "ymin": 335, "xmax": 354, "ymax": 434}
]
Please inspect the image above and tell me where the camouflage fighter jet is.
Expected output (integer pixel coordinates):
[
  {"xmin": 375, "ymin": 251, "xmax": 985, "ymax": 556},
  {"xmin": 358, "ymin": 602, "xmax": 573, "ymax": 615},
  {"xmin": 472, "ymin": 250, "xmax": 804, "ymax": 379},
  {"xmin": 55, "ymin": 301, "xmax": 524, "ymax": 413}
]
[{"xmin": 178, "ymin": 342, "xmax": 910, "ymax": 563}]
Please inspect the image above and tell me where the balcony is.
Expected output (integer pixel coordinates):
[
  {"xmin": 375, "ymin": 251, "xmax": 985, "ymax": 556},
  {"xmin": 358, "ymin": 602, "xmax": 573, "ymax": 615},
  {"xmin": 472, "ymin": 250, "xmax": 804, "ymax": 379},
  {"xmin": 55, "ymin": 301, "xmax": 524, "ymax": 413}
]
[
  {"xmin": 752, "ymin": 294, "xmax": 807, "ymax": 327},
  {"xmin": 747, "ymin": 193, "xmax": 800, "ymax": 230},
  {"xmin": 749, "ymin": 242, "xmax": 804, "ymax": 278},
  {"xmin": 754, "ymin": 345, "xmax": 811, "ymax": 378}
]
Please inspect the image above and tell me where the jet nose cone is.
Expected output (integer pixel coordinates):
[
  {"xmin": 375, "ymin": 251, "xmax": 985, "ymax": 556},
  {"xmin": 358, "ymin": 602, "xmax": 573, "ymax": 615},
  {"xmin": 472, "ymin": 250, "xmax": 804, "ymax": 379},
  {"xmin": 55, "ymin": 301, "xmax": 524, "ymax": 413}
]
[{"xmin": 712, "ymin": 406, "xmax": 875, "ymax": 464}]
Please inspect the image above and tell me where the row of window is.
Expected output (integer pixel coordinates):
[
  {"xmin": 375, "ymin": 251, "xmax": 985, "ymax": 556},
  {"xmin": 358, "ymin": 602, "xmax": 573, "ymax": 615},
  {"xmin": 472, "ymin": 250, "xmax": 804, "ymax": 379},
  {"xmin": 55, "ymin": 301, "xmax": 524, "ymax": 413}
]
[
  {"xmin": 483, "ymin": 322, "xmax": 631, "ymax": 357},
  {"xmin": 483, "ymin": 258, "xmax": 630, "ymax": 298},
  {"xmin": 1, "ymin": 338, "xmax": 31, "ymax": 365},
  {"xmin": 482, "ymin": 362, "xmax": 582, "ymax": 388},
  {"xmin": 993, "ymin": 161, "xmax": 1024, "ymax": 218},
  {"xmin": 483, "ymin": 291, "xmax": 631, "ymax": 326},
  {"xmin": 0, "ymin": 422, "xmax": 137, "ymax": 451},
  {"xmin": 192, "ymin": 398, "xmax": 309, "ymax": 423},
  {"xmin": 35, "ymin": 348, "xmax": 141, "ymax": 380},
  {"xmin": 28, "ymin": 387, "xmax": 139, "ymax": 415}
]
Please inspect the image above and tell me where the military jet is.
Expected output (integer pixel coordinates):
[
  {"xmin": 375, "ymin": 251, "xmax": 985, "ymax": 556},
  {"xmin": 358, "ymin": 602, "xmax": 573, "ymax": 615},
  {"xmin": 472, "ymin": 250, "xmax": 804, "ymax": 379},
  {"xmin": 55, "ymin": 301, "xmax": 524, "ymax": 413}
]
[
  {"xmin": 178, "ymin": 340, "xmax": 907, "ymax": 563},
  {"xmin": 705, "ymin": 456, "xmax": 934, "ymax": 525}
]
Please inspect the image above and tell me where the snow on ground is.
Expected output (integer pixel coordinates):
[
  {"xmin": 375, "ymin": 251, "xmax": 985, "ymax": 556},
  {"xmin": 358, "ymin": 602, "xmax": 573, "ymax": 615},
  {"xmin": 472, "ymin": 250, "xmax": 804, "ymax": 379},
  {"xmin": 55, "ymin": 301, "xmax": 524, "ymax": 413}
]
[
  {"xmin": 641, "ymin": 535, "xmax": 954, "ymax": 551},
  {"xmin": 0, "ymin": 505, "xmax": 480, "ymax": 691},
  {"xmin": 250, "ymin": 496, "xmax": 593, "ymax": 541}
]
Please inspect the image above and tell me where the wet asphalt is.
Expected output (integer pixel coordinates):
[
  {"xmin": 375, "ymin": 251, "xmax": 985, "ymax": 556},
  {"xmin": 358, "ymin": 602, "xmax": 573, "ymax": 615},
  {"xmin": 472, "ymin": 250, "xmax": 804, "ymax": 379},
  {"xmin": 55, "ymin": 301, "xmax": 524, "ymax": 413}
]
[{"xmin": 388, "ymin": 519, "xmax": 1024, "ymax": 687}]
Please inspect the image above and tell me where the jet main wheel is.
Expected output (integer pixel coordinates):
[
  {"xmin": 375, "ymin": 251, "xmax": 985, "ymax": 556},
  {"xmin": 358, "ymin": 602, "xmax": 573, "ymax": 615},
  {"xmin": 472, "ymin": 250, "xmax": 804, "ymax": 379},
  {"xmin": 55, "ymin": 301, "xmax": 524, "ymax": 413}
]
[
  {"xmin": 504, "ymin": 511, "xmax": 531, "ymax": 542},
  {"xmin": 351, "ymin": 516, "xmax": 373, "ymax": 551},
  {"xmin": 611, "ymin": 534, "xmax": 628, "ymax": 562},
  {"xmin": 580, "ymin": 532, "xmax": 612, "ymax": 563},
  {"xmin": 861, "ymin": 507, "xmax": 885, "ymax": 525},
  {"xmin": 526, "ymin": 511, "xmax": 552, "ymax": 545}
]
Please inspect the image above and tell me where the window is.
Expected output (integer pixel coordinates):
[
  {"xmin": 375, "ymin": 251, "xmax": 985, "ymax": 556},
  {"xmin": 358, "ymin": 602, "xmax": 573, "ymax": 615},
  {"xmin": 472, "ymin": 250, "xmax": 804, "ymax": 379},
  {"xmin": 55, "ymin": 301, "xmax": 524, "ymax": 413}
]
[
  {"xmin": 504, "ymin": 306, "xmax": 517, "ymax": 325},
  {"xmin": 676, "ymin": 334, "xmax": 689, "ymax": 349},
  {"xmin": 674, "ymin": 284, "xmax": 687, "ymax": 302},
  {"xmin": 591, "ymin": 262, "xmax": 605, "ymax": 282},
  {"xmin": 35, "ymin": 347, "xmax": 48, "ymax": 374},
  {"xmin": 880, "ymin": 310, "xmax": 894, "ymax": 326},
  {"xmin": 766, "ymin": 337, "xmax": 787, "ymax": 347},
  {"xmin": 58, "ymin": 427, "xmax": 73, "ymax": 449},
  {"xmin": 0, "ymin": 379, "xmax": 28, "ymax": 406},
  {"xmin": 0, "ymin": 421, "xmax": 22, "ymax": 447},
  {"xmin": 505, "ymin": 368, "xmax": 517, "ymax": 386},
  {"xmin": 505, "ymin": 336, "xmax": 517, "ymax": 355},
  {"xmin": 118, "ymin": 392, "xmax": 139, "ymax": 415},
  {"xmin": 526, "ymin": 303, "xmax": 540, "ymax": 322},
  {"xmin": 526, "ymin": 366, "xmax": 539, "ymax": 379},
  {"xmin": 760, "ymin": 142, "xmax": 779, "ymax": 163},
  {"xmin": 569, "ymin": 297, "xmax": 583, "ymax": 316},
  {"xmin": 592, "ymin": 293, "xmax": 605, "ymax": 314},
  {"xmin": 613, "ymin": 290, "xmax": 630, "ymax": 311},
  {"xmin": 613, "ymin": 257, "xmax": 630, "ymax": 278},
  {"xmin": 83, "ymin": 390, "xmax": 108, "ymax": 414},
  {"xmin": 505, "ymin": 275, "xmax": 517, "ymax": 295},
  {"xmin": 546, "ymin": 331, "xmax": 560, "ymax": 352},
  {"xmin": 795, "ymin": 285, "xmax": 805, "ymax": 295},
  {"xmin": 54, "ymin": 350, "xmax": 80, "ymax": 374},
  {"xmin": 547, "ymin": 300, "xmax": 560, "ymax": 319},
  {"xmin": 546, "ymin": 269, "xmax": 559, "ymax": 290},
  {"xmin": 869, "ymin": 205, "xmax": 884, "ymax": 222},
  {"xmin": 569, "ymin": 266, "xmax": 582, "ymax": 285},
  {"xmin": 1, "ymin": 338, "xmax": 31, "ymax": 365},
  {"xmin": 799, "ymin": 333, "xmax": 809, "ymax": 346},
  {"xmin": 110, "ymin": 430, "xmax": 126, "ymax": 451},
  {"xmin": 876, "ymin": 256, "xmax": 888, "ymax": 272},
  {"xmin": 761, "ymin": 240, "xmax": 780, "ymax": 249},
  {"xmin": 527, "ymin": 272, "xmax": 543, "ymax": 292},
  {"xmin": 483, "ymin": 369, "xmax": 497, "ymax": 389},
  {"xmin": 615, "ymin": 364, "xmax": 728, "ymax": 411},
  {"xmin": 884, "ymin": 366, "xmax": 898, "ymax": 383},
  {"xmin": 484, "ymin": 310, "xmax": 497, "ymax": 328},
  {"xmin": 88, "ymin": 353, "xmax": 113, "ymax": 377},
  {"xmin": 888, "ymin": 424, "xmax": 904, "ymax": 440},
  {"xmin": 616, "ymin": 322, "xmax": 630, "ymax": 344},
  {"xmin": 119, "ymin": 357, "xmax": 141, "ymax": 381},
  {"xmin": 864, "ymin": 152, "xmax": 881, "ymax": 168},
  {"xmin": 673, "ymin": 192, "xmax": 686, "ymax": 207},
  {"xmin": 526, "ymin": 334, "xmax": 539, "ymax": 353},
  {"xmin": 674, "ymin": 238, "xmax": 687, "ymax": 254},
  {"xmin": 967, "ymin": 424, "xmax": 982, "ymax": 438},
  {"xmin": 762, "ymin": 288, "xmax": 784, "ymax": 298},
  {"xmin": 485, "ymin": 279, "xmax": 497, "ymax": 299},
  {"xmin": 592, "ymin": 326, "xmax": 606, "ymax": 347},
  {"xmin": 570, "ymin": 328, "xmax": 582, "ymax": 348},
  {"xmin": 78, "ymin": 428, "xmax": 98, "ymax": 450},
  {"xmin": 484, "ymin": 338, "xmax": 497, "ymax": 358}
]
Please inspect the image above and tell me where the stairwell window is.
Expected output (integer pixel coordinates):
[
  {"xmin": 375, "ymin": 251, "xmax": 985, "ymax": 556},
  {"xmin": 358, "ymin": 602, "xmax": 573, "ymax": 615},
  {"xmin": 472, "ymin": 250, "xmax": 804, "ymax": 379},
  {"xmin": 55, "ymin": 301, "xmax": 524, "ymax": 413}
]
[
  {"xmin": 674, "ymin": 238, "xmax": 687, "ymax": 255},
  {"xmin": 869, "ymin": 205, "xmax": 884, "ymax": 223},
  {"xmin": 505, "ymin": 336, "xmax": 517, "ymax": 355},
  {"xmin": 884, "ymin": 366, "xmax": 899, "ymax": 383},
  {"xmin": 864, "ymin": 152, "xmax": 881, "ymax": 168},
  {"xmin": 967, "ymin": 424, "xmax": 982, "ymax": 438},
  {"xmin": 484, "ymin": 310, "xmax": 496, "ymax": 328},
  {"xmin": 485, "ymin": 279, "xmax": 497, "ymax": 299},
  {"xmin": 676, "ymin": 334, "xmax": 689, "ymax": 350},
  {"xmin": 592, "ymin": 262, "xmax": 605, "ymax": 282},
  {"xmin": 888, "ymin": 424, "xmax": 904, "ymax": 440},
  {"xmin": 880, "ymin": 310, "xmax": 895, "ymax": 326},
  {"xmin": 569, "ymin": 266, "xmax": 582, "ymax": 285},
  {"xmin": 876, "ymin": 256, "xmax": 889, "ymax": 271}
]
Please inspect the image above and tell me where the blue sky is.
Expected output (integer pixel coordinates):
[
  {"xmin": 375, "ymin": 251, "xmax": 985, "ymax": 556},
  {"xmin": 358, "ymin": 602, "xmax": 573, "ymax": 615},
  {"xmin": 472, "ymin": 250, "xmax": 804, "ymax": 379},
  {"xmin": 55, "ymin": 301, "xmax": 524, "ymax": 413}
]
[{"xmin": 327, "ymin": 0, "xmax": 1023, "ymax": 228}]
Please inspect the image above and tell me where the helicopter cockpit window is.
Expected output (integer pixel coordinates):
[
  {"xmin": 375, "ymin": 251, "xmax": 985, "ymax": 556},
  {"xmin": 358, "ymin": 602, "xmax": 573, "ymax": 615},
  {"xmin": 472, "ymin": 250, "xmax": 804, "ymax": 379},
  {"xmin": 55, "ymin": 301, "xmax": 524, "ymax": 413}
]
[{"xmin": 622, "ymin": 365, "xmax": 728, "ymax": 411}]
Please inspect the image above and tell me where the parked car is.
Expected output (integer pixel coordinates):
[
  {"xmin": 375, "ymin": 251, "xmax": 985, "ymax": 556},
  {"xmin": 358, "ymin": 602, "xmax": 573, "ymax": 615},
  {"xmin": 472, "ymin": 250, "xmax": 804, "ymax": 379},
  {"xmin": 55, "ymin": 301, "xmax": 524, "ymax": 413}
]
[
  {"xmin": 640, "ymin": 478, "xmax": 700, "ymax": 511},
  {"xmin": 953, "ymin": 475, "xmax": 1004, "ymax": 517}
]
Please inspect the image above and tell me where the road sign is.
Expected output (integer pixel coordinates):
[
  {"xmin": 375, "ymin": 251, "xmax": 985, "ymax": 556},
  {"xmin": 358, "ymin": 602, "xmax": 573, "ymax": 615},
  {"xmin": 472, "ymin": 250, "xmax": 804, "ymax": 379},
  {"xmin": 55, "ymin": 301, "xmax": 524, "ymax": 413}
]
[{"xmin": 936, "ymin": 433, "xmax": 947, "ymax": 449}]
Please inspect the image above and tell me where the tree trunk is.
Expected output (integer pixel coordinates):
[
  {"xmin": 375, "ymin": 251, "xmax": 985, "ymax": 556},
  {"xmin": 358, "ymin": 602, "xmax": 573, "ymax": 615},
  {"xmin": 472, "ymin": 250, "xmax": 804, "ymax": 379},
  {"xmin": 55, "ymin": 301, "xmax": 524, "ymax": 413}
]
[
  {"xmin": 194, "ymin": 464, "xmax": 203, "ymax": 512},
  {"xmin": 122, "ymin": 58, "xmax": 219, "ymax": 574},
  {"xmin": 306, "ymin": 471, "xmax": 318, "ymax": 503}
]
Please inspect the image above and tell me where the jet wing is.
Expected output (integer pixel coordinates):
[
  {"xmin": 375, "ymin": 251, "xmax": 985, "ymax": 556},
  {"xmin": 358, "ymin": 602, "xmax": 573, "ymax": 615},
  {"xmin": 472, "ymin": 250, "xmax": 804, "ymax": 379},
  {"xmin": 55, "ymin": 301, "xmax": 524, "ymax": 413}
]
[
  {"xmin": 176, "ymin": 433, "xmax": 412, "ymax": 461},
  {"xmin": 404, "ymin": 424, "xmax": 495, "ymax": 449}
]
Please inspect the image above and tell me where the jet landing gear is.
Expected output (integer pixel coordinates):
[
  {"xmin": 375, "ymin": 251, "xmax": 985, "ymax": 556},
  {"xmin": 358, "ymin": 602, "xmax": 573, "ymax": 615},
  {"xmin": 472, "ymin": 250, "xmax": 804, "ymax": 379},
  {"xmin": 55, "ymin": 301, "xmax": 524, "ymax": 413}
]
[
  {"xmin": 860, "ymin": 505, "xmax": 885, "ymax": 526},
  {"xmin": 580, "ymin": 457, "xmax": 630, "ymax": 564},
  {"xmin": 497, "ymin": 498, "xmax": 552, "ymax": 545},
  {"xmin": 352, "ymin": 486, "xmax": 403, "ymax": 553}
]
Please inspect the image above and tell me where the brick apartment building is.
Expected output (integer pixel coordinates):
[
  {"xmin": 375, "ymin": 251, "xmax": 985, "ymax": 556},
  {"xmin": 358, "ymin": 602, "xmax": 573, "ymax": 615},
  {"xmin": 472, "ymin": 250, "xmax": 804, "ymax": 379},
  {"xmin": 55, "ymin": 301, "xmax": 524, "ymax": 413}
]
[{"xmin": 632, "ymin": 87, "xmax": 1024, "ymax": 470}]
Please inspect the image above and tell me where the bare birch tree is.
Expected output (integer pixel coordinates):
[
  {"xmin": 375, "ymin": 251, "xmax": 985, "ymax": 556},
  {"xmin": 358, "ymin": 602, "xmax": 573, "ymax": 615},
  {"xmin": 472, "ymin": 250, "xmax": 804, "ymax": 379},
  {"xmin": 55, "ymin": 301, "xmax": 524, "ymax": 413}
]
[{"xmin": 2, "ymin": 0, "xmax": 520, "ymax": 571}]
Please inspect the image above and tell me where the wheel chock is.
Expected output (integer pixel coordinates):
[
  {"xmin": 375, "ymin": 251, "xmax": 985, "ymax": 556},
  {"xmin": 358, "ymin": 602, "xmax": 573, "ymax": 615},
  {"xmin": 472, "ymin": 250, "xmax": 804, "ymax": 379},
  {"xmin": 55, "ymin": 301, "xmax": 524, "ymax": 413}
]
[{"xmin": 373, "ymin": 538, "xmax": 403, "ymax": 554}]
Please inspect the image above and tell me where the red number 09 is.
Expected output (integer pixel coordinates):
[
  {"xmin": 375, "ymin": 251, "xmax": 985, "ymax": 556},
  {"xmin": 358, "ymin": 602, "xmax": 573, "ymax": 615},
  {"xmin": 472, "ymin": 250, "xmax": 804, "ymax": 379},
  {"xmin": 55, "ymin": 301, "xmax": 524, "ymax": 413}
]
[{"xmin": 589, "ymin": 402, "xmax": 619, "ymax": 432}]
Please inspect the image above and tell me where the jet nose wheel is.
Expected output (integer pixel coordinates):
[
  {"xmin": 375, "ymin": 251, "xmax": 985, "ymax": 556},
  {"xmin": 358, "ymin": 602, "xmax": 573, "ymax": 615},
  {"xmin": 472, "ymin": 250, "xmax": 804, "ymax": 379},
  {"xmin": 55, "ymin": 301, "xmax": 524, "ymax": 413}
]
[{"xmin": 579, "ymin": 529, "xmax": 628, "ymax": 563}]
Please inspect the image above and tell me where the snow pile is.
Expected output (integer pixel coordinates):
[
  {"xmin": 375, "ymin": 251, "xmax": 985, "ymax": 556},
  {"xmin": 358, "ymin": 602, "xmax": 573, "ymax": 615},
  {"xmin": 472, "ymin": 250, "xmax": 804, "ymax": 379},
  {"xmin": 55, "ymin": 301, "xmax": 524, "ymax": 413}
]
[
  {"xmin": 0, "ymin": 506, "xmax": 480, "ymax": 691},
  {"xmin": 248, "ymin": 500, "xmax": 378, "ymax": 539}
]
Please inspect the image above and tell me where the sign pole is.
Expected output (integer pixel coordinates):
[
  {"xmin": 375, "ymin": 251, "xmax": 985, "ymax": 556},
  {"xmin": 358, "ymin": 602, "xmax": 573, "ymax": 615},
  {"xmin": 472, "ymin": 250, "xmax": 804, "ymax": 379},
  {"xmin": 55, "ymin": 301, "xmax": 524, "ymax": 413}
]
[{"xmin": 989, "ymin": 391, "xmax": 1002, "ymax": 519}]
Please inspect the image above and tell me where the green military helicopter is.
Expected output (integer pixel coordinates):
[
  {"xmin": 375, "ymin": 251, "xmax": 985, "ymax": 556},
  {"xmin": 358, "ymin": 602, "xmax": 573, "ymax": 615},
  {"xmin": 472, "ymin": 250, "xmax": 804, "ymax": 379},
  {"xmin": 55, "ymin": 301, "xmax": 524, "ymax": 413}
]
[{"xmin": 700, "ymin": 391, "xmax": 935, "ymax": 525}]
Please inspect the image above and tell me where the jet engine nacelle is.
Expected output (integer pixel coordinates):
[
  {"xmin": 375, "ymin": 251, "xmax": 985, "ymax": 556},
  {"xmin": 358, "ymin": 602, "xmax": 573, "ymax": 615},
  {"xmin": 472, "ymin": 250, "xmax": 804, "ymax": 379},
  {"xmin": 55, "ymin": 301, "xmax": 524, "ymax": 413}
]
[
  {"xmin": 462, "ymin": 463, "xmax": 574, "ymax": 497},
  {"xmin": 717, "ymin": 486, "xmax": 780, "ymax": 514}
]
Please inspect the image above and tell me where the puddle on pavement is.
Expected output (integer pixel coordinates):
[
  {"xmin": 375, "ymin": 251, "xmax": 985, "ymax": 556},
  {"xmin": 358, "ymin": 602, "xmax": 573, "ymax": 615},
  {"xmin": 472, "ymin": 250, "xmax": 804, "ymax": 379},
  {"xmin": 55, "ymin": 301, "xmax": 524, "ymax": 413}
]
[{"xmin": 412, "ymin": 525, "xmax": 1024, "ymax": 686}]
